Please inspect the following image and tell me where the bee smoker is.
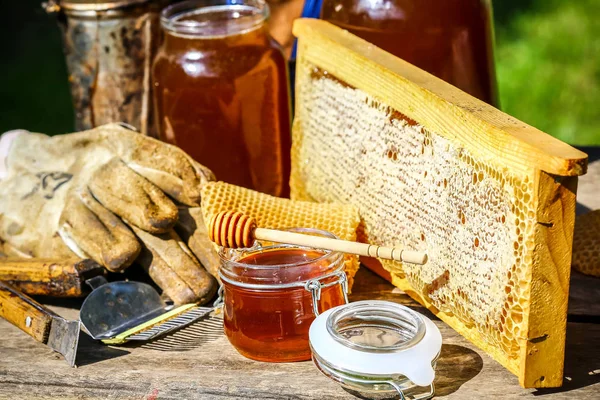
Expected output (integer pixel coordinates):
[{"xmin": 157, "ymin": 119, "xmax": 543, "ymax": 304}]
[{"xmin": 44, "ymin": 0, "xmax": 172, "ymax": 137}]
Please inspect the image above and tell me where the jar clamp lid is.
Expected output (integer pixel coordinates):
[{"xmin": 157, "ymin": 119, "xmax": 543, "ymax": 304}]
[
  {"xmin": 44, "ymin": 0, "xmax": 155, "ymax": 15},
  {"xmin": 309, "ymin": 300, "xmax": 442, "ymax": 399}
]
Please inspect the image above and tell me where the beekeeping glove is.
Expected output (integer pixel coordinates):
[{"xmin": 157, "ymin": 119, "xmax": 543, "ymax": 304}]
[{"xmin": 0, "ymin": 123, "xmax": 216, "ymax": 303}]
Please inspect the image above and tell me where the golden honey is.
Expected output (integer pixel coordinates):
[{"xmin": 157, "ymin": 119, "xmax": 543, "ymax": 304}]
[
  {"xmin": 153, "ymin": 0, "xmax": 291, "ymax": 196},
  {"xmin": 219, "ymin": 231, "xmax": 347, "ymax": 362}
]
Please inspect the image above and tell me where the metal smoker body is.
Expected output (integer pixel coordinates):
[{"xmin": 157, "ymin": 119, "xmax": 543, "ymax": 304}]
[{"xmin": 45, "ymin": 0, "xmax": 169, "ymax": 136}]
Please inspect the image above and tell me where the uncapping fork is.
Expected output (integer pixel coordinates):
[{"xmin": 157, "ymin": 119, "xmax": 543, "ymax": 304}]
[{"xmin": 0, "ymin": 281, "xmax": 80, "ymax": 366}]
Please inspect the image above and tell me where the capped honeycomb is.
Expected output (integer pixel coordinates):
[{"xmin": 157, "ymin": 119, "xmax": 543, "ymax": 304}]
[
  {"xmin": 572, "ymin": 210, "xmax": 600, "ymax": 277},
  {"xmin": 200, "ymin": 181, "xmax": 361, "ymax": 287},
  {"xmin": 291, "ymin": 19, "xmax": 587, "ymax": 388},
  {"xmin": 293, "ymin": 64, "xmax": 534, "ymax": 368}
]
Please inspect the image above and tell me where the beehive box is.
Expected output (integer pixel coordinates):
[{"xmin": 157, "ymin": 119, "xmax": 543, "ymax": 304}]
[{"xmin": 291, "ymin": 19, "xmax": 588, "ymax": 388}]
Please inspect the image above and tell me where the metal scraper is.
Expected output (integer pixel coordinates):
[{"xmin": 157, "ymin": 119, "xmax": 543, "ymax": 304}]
[
  {"xmin": 0, "ymin": 281, "xmax": 80, "ymax": 366},
  {"xmin": 79, "ymin": 276, "xmax": 216, "ymax": 345}
]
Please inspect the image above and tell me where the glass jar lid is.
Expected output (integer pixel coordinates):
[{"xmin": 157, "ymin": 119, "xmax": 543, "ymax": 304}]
[
  {"xmin": 50, "ymin": 0, "xmax": 150, "ymax": 12},
  {"xmin": 160, "ymin": 0, "xmax": 269, "ymax": 38},
  {"xmin": 309, "ymin": 300, "xmax": 441, "ymax": 397}
]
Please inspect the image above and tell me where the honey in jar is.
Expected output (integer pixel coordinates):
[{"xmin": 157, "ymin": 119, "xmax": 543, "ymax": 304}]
[
  {"xmin": 153, "ymin": 0, "xmax": 291, "ymax": 197},
  {"xmin": 321, "ymin": 0, "xmax": 498, "ymax": 105},
  {"xmin": 219, "ymin": 228, "xmax": 348, "ymax": 362}
]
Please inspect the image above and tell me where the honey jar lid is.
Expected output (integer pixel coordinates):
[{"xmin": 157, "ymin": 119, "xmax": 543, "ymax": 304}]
[
  {"xmin": 48, "ymin": 0, "xmax": 151, "ymax": 12},
  {"xmin": 309, "ymin": 300, "xmax": 442, "ymax": 388}
]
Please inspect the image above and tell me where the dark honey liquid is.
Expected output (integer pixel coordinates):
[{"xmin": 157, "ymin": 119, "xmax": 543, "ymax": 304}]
[
  {"xmin": 153, "ymin": 6, "xmax": 291, "ymax": 196},
  {"xmin": 321, "ymin": 0, "xmax": 498, "ymax": 105},
  {"xmin": 222, "ymin": 249, "xmax": 346, "ymax": 362}
]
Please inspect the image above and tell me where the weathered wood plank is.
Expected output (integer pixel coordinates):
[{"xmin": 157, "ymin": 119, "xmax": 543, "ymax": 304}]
[
  {"xmin": 0, "ymin": 268, "xmax": 598, "ymax": 399},
  {"xmin": 569, "ymin": 271, "xmax": 600, "ymax": 320}
]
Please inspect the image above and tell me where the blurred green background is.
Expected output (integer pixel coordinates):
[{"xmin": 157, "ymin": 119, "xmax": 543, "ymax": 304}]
[{"xmin": 1, "ymin": 0, "xmax": 599, "ymax": 145}]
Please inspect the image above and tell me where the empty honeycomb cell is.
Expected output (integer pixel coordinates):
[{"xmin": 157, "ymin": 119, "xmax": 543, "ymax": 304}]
[
  {"xmin": 512, "ymin": 311, "xmax": 523, "ymax": 324},
  {"xmin": 505, "ymin": 317, "xmax": 514, "ymax": 330}
]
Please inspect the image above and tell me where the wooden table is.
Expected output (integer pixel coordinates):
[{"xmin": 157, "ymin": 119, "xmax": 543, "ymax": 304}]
[{"xmin": 1, "ymin": 157, "xmax": 599, "ymax": 400}]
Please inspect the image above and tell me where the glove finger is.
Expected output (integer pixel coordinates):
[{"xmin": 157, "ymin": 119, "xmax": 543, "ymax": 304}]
[
  {"xmin": 141, "ymin": 252, "xmax": 197, "ymax": 305},
  {"xmin": 89, "ymin": 158, "xmax": 178, "ymax": 234},
  {"xmin": 59, "ymin": 188, "xmax": 141, "ymax": 272},
  {"xmin": 131, "ymin": 226, "xmax": 216, "ymax": 305},
  {"xmin": 103, "ymin": 125, "xmax": 215, "ymax": 206},
  {"xmin": 175, "ymin": 207, "xmax": 220, "ymax": 280}
]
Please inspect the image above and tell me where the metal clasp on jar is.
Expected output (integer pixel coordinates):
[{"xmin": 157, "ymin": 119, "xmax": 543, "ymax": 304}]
[{"xmin": 304, "ymin": 271, "xmax": 349, "ymax": 316}]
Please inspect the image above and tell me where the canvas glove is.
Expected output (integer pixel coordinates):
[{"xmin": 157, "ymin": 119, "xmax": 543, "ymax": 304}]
[{"xmin": 0, "ymin": 123, "xmax": 216, "ymax": 304}]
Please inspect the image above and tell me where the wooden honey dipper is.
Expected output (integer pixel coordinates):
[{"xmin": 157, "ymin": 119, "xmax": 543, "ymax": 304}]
[{"xmin": 208, "ymin": 211, "xmax": 428, "ymax": 265}]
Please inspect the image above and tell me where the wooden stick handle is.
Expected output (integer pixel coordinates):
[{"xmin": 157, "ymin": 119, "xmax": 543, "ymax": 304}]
[
  {"xmin": 255, "ymin": 228, "xmax": 428, "ymax": 265},
  {"xmin": 0, "ymin": 281, "xmax": 58, "ymax": 343},
  {"xmin": 0, "ymin": 259, "xmax": 105, "ymax": 297}
]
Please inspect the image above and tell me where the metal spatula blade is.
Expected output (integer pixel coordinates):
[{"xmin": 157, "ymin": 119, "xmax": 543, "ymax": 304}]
[{"xmin": 79, "ymin": 279, "xmax": 216, "ymax": 344}]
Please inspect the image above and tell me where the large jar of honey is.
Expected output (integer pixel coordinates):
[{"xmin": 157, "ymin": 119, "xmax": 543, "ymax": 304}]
[
  {"xmin": 320, "ymin": 0, "xmax": 498, "ymax": 105},
  {"xmin": 219, "ymin": 228, "xmax": 348, "ymax": 362},
  {"xmin": 153, "ymin": 0, "xmax": 292, "ymax": 197}
]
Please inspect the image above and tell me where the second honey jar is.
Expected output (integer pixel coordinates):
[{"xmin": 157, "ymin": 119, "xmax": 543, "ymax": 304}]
[{"xmin": 153, "ymin": 0, "xmax": 291, "ymax": 197}]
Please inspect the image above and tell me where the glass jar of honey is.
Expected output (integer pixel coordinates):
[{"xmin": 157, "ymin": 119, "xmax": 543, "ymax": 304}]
[
  {"xmin": 153, "ymin": 0, "xmax": 292, "ymax": 197},
  {"xmin": 320, "ymin": 0, "xmax": 498, "ymax": 105},
  {"xmin": 219, "ymin": 228, "xmax": 348, "ymax": 362}
]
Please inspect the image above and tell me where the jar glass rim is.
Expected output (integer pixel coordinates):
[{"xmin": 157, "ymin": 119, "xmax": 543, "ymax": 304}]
[
  {"xmin": 218, "ymin": 227, "xmax": 345, "ymax": 288},
  {"xmin": 160, "ymin": 0, "xmax": 269, "ymax": 37},
  {"xmin": 326, "ymin": 301, "xmax": 426, "ymax": 353}
]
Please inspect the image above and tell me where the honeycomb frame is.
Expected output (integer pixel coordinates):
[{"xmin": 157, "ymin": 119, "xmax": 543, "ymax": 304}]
[{"xmin": 291, "ymin": 19, "xmax": 587, "ymax": 388}]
